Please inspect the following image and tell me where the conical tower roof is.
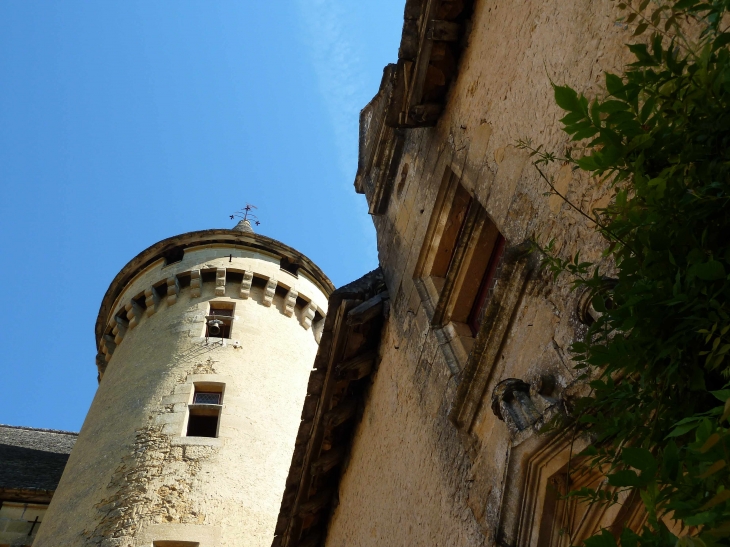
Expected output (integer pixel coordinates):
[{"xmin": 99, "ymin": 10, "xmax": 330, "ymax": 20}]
[{"xmin": 233, "ymin": 219, "xmax": 255, "ymax": 233}]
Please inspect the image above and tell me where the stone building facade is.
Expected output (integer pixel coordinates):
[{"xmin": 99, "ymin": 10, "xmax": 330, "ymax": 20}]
[
  {"xmin": 273, "ymin": 1, "xmax": 645, "ymax": 546},
  {"xmin": 4, "ymin": 1, "xmax": 648, "ymax": 546}
]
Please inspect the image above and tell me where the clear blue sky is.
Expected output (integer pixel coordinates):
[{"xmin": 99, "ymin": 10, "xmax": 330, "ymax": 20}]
[{"xmin": 0, "ymin": 2, "xmax": 403, "ymax": 431}]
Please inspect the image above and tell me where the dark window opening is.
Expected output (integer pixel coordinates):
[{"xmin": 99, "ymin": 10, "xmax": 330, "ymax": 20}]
[
  {"xmin": 201, "ymin": 269, "xmax": 216, "ymax": 283},
  {"xmin": 295, "ymin": 296, "xmax": 308, "ymax": 310},
  {"xmin": 251, "ymin": 275, "xmax": 267, "ymax": 289},
  {"xmin": 206, "ymin": 305, "xmax": 233, "ymax": 338},
  {"xmin": 133, "ymin": 293, "xmax": 147, "ymax": 310},
  {"xmin": 275, "ymin": 285, "xmax": 289, "ymax": 298},
  {"xmin": 177, "ymin": 273, "xmax": 191, "ymax": 289},
  {"xmin": 115, "ymin": 310, "xmax": 129, "ymax": 326},
  {"xmin": 280, "ymin": 257, "xmax": 300, "ymax": 277},
  {"xmin": 154, "ymin": 282, "xmax": 168, "ymax": 298},
  {"xmin": 227, "ymin": 270, "xmax": 244, "ymax": 284},
  {"xmin": 186, "ymin": 386, "xmax": 223, "ymax": 438},
  {"xmin": 162, "ymin": 246, "xmax": 185, "ymax": 266},
  {"xmin": 186, "ymin": 414, "xmax": 218, "ymax": 438}
]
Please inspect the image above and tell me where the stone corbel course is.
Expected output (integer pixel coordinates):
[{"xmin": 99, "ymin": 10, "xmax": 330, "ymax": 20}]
[
  {"xmin": 240, "ymin": 271, "xmax": 253, "ymax": 299},
  {"xmin": 284, "ymin": 288, "xmax": 298, "ymax": 317},
  {"xmin": 215, "ymin": 268, "xmax": 226, "ymax": 296},
  {"xmin": 103, "ymin": 267, "xmax": 325, "ymax": 363},
  {"xmin": 166, "ymin": 276, "xmax": 179, "ymax": 305},
  {"xmin": 125, "ymin": 300, "xmax": 144, "ymax": 329},
  {"xmin": 144, "ymin": 287, "xmax": 160, "ymax": 317},
  {"xmin": 191, "ymin": 269, "xmax": 202, "ymax": 298},
  {"xmin": 263, "ymin": 278, "xmax": 277, "ymax": 307}
]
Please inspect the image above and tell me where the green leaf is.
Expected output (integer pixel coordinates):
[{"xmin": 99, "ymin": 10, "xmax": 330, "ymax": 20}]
[
  {"xmin": 584, "ymin": 529, "xmax": 617, "ymax": 547},
  {"xmin": 662, "ymin": 441, "xmax": 679, "ymax": 480},
  {"xmin": 607, "ymin": 469, "xmax": 641, "ymax": 487},
  {"xmin": 553, "ymin": 84, "xmax": 581, "ymax": 112},
  {"xmin": 711, "ymin": 390, "xmax": 730, "ymax": 402},
  {"xmin": 572, "ymin": 126, "xmax": 600, "ymax": 141},
  {"xmin": 605, "ymin": 73, "xmax": 624, "ymax": 97},
  {"xmin": 673, "ymin": 0, "xmax": 700, "ymax": 9},
  {"xmin": 598, "ymin": 100, "xmax": 630, "ymax": 113},
  {"xmin": 622, "ymin": 447, "xmax": 656, "ymax": 472},
  {"xmin": 667, "ymin": 422, "xmax": 700, "ymax": 438},
  {"xmin": 560, "ymin": 111, "xmax": 586, "ymax": 125},
  {"xmin": 691, "ymin": 260, "xmax": 726, "ymax": 281},
  {"xmin": 713, "ymin": 32, "xmax": 730, "ymax": 50},
  {"xmin": 628, "ymin": 43, "xmax": 657, "ymax": 65},
  {"xmin": 620, "ymin": 528, "xmax": 640, "ymax": 547},
  {"xmin": 684, "ymin": 511, "xmax": 716, "ymax": 526},
  {"xmin": 577, "ymin": 155, "xmax": 599, "ymax": 170}
]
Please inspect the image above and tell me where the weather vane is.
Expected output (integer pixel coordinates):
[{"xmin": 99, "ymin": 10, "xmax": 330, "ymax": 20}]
[{"xmin": 230, "ymin": 204, "xmax": 261, "ymax": 226}]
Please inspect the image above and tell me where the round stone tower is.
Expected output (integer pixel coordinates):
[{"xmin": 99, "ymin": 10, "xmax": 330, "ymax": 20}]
[{"xmin": 35, "ymin": 222, "xmax": 333, "ymax": 547}]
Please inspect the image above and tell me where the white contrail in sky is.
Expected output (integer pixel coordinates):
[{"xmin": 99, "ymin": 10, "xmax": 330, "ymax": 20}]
[
  {"xmin": 295, "ymin": 0, "xmax": 380, "ymax": 266},
  {"xmin": 295, "ymin": 0, "xmax": 367, "ymax": 180}
]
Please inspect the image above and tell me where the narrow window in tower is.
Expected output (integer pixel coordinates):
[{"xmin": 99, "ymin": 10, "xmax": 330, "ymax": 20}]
[
  {"xmin": 206, "ymin": 304, "xmax": 234, "ymax": 339},
  {"xmin": 186, "ymin": 384, "xmax": 224, "ymax": 438}
]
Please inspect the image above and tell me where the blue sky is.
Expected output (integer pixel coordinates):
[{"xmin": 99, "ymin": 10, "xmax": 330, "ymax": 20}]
[{"xmin": 0, "ymin": 2, "xmax": 403, "ymax": 431}]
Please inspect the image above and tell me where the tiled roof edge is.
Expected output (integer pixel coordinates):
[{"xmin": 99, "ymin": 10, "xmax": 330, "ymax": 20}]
[{"xmin": 0, "ymin": 424, "xmax": 79, "ymax": 436}]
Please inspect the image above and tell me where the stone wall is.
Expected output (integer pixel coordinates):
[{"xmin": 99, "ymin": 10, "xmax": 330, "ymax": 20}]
[{"xmin": 326, "ymin": 0, "xmax": 637, "ymax": 545}]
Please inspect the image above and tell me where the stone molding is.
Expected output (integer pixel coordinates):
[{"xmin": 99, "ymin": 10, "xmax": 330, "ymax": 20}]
[
  {"xmin": 95, "ymin": 229, "xmax": 335, "ymax": 356},
  {"xmin": 100, "ymin": 266, "xmax": 326, "ymax": 373},
  {"xmin": 449, "ymin": 242, "xmax": 540, "ymax": 432}
]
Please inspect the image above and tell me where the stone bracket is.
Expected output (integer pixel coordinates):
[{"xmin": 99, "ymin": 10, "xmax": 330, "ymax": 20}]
[
  {"xmin": 263, "ymin": 278, "xmax": 277, "ymax": 307},
  {"xmin": 284, "ymin": 288, "xmax": 298, "ymax": 317},
  {"xmin": 191, "ymin": 269, "xmax": 202, "ymax": 298},
  {"xmin": 302, "ymin": 303, "xmax": 317, "ymax": 329},
  {"xmin": 215, "ymin": 268, "xmax": 226, "ymax": 296},
  {"xmin": 125, "ymin": 300, "xmax": 144, "ymax": 329},
  {"xmin": 144, "ymin": 287, "xmax": 160, "ymax": 317},
  {"xmin": 167, "ymin": 276, "xmax": 180, "ymax": 305},
  {"xmin": 112, "ymin": 316, "xmax": 127, "ymax": 345},
  {"xmin": 240, "ymin": 271, "xmax": 253, "ymax": 299}
]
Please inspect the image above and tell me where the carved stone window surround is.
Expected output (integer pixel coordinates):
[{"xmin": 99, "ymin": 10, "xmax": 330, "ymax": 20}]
[
  {"xmin": 414, "ymin": 168, "xmax": 513, "ymax": 374},
  {"xmin": 491, "ymin": 429, "xmax": 647, "ymax": 547},
  {"xmin": 448, "ymin": 242, "xmax": 538, "ymax": 431}
]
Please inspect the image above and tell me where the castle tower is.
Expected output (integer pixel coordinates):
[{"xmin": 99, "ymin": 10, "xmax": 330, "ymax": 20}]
[{"xmin": 35, "ymin": 223, "xmax": 332, "ymax": 547}]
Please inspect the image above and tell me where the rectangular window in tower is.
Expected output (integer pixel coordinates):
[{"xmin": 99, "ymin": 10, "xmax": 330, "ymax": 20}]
[
  {"xmin": 186, "ymin": 384, "xmax": 224, "ymax": 438},
  {"xmin": 205, "ymin": 304, "xmax": 234, "ymax": 339}
]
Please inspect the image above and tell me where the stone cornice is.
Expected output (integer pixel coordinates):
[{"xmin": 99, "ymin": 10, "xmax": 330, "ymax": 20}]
[{"xmin": 95, "ymin": 230, "xmax": 334, "ymax": 351}]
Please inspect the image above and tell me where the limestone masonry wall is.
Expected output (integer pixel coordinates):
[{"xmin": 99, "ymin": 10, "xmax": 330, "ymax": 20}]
[{"xmin": 326, "ymin": 0, "xmax": 637, "ymax": 545}]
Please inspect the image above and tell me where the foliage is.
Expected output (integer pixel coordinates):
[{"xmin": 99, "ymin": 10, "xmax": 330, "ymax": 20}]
[{"xmin": 519, "ymin": 0, "xmax": 730, "ymax": 544}]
